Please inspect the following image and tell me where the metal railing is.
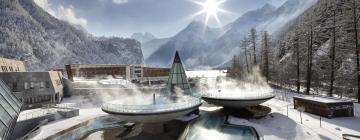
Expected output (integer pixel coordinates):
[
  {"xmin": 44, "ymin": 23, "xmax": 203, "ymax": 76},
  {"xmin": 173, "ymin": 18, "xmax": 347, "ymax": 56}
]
[
  {"xmin": 202, "ymin": 92, "xmax": 275, "ymax": 100},
  {"xmin": 101, "ymin": 97, "xmax": 201, "ymax": 113}
]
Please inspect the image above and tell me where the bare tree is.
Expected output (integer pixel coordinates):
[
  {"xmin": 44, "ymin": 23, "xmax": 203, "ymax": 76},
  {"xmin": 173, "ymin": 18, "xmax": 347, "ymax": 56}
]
[
  {"xmin": 250, "ymin": 28, "xmax": 258, "ymax": 65},
  {"xmin": 261, "ymin": 31, "xmax": 270, "ymax": 82},
  {"xmin": 294, "ymin": 30, "xmax": 301, "ymax": 94},
  {"xmin": 306, "ymin": 14, "xmax": 314, "ymax": 95},
  {"xmin": 241, "ymin": 37, "xmax": 250, "ymax": 73},
  {"xmin": 329, "ymin": 2, "xmax": 340, "ymax": 97},
  {"xmin": 350, "ymin": 0, "xmax": 360, "ymax": 102}
]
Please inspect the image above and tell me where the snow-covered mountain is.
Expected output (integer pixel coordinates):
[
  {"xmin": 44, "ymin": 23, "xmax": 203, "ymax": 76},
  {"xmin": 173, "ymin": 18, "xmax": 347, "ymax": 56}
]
[
  {"xmin": 142, "ymin": 38, "xmax": 169, "ymax": 60},
  {"xmin": 146, "ymin": 21, "xmax": 221, "ymax": 67},
  {"xmin": 146, "ymin": 0, "xmax": 316, "ymax": 68},
  {"xmin": 0, "ymin": 0, "xmax": 143, "ymax": 70},
  {"xmin": 131, "ymin": 32, "xmax": 157, "ymax": 43}
]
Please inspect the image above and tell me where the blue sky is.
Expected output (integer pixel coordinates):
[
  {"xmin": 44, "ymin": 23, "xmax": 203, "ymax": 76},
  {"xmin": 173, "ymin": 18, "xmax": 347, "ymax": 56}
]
[{"xmin": 35, "ymin": 0, "xmax": 287, "ymax": 38}]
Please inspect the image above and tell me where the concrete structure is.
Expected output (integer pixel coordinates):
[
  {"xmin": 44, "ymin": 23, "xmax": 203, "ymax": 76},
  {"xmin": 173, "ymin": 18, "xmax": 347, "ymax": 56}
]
[
  {"xmin": 202, "ymin": 94, "xmax": 275, "ymax": 108},
  {"xmin": 64, "ymin": 64, "xmax": 170, "ymax": 82},
  {"xmin": 294, "ymin": 96, "xmax": 354, "ymax": 118},
  {"xmin": 102, "ymin": 96, "xmax": 201, "ymax": 123},
  {"xmin": 0, "ymin": 71, "xmax": 64, "ymax": 110},
  {"xmin": 101, "ymin": 51, "xmax": 201, "ymax": 123},
  {"xmin": 65, "ymin": 64, "xmax": 143, "ymax": 80},
  {"xmin": 0, "ymin": 57, "xmax": 26, "ymax": 72},
  {"xmin": 0, "ymin": 79, "xmax": 22, "ymax": 140},
  {"xmin": 143, "ymin": 67, "xmax": 170, "ymax": 77}
]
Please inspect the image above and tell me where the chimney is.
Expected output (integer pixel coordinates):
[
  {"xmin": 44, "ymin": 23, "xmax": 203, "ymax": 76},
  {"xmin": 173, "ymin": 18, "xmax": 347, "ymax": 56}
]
[{"xmin": 65, "ymin": 65, "xmax": 73, "ymax": 81}]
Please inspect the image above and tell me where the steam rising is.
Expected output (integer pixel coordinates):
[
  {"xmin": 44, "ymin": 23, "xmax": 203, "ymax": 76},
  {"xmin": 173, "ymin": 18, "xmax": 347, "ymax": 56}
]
[
  {"xmin": 195, "ymin": 67, "xmax": 274, "ymax": 99},
  {"xmin": 67, "ymin": 75, "xmax": 198, "ymax": 110}
]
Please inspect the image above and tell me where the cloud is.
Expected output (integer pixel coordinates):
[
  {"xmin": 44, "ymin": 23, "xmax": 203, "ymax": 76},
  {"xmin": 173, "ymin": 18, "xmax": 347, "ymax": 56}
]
[
  {"xmin": 34, "ymin": 0, "xmax": 88, "ymax": 27},
  {"xmin": 112, "ymin": 0, "xmax": 128, "ymax": 5}
]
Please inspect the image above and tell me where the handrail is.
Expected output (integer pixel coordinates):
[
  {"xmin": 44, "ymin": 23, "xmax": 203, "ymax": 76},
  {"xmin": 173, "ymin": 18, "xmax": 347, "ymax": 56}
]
[
  {"xmin": 202, "ymin": 92, "xmax": 274, "ymax": 100},
  {"xmin": 101, "ymin": 97, "xmax": 201, "ymax": 113}
]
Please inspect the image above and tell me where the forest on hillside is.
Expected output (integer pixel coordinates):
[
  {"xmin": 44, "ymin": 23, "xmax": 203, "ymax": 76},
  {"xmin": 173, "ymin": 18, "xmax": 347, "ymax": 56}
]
[{"xmin": 231, "ymin": 0, "xmax": 360, "ymax": 101}]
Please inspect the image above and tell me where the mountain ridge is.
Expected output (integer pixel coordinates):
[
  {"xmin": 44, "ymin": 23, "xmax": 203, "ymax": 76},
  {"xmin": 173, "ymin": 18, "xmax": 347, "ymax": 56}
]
[{"xmin": 0, "ymin": 0, "xmax": 143, "ymax": 70}]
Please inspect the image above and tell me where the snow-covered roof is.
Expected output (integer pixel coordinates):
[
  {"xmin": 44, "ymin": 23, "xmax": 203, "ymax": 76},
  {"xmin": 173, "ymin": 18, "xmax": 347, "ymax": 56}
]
[{"xmin": 294, "ymin": 96, "xmax": 353, "ymax": 103}]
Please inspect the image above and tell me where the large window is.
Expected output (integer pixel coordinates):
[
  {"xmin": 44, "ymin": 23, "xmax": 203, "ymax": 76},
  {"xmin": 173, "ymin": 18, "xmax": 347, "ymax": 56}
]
[
  {"xmin": 24, "ymin": 82, "xmax": 29, "ymax": 89},
  {"xmin": 46, "ymin": 81, "xmax": 50, "ymax": 88},
  {"xmin": 40, "ymin": 81, "xmax": 45, "ymax": 88},
  {"xmin": 30, "ymin": 82, "xmax": 34, "ymax": 89},
  {"xmin": 0, "ymin": 121, "xmax": 7, "ymax": 140},
  {"xmin": 0, "ymin": 79, "xmax": 22, "ymax": 139},
  {"xmin": 12, "ymin": 82, "xmax": 17, "ymax": 91}
]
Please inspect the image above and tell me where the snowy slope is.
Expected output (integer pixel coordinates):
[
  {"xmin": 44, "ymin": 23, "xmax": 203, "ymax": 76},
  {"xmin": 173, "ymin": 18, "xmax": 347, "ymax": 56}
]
[
  {"xmin": 146, "ymin": 21, "xmax": 221, "ymax": 67},
  {"xmin": 0, "ymin": 0, "xmax": 143, "ymax": 70},
  {"xmin": 131, "ymin": 32, "xmax": 157, "ymax": 43}
]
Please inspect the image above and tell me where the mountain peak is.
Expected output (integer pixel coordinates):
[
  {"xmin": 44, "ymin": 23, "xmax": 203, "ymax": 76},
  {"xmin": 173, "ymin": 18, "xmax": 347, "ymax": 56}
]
[
  {"xmin": 131, "ymin": 32, "xmax": 157, "ymax": 43},
  {"xmin": 260, "ymin": 3, "xmax": 276, "ymax": 11},
  {"xmin": 187, "ymin": 20, "xmax": 206, "ymax": 29}
]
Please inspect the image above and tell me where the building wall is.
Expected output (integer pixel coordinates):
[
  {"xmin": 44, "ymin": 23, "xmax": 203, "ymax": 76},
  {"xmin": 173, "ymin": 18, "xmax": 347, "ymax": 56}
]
[
  {"xmin": 0, "ymin": 58, "xmax": 26, "ymax": 72},
  {"xmin": 68, "ymin": 64, "xmax": 144, "ymax": 80},
  {"xmin": 143, "ymin": 67, "xmax": 170, "ymax": 77},
  {"xmin": 293, "ymin": 97, "xmax": 354, "ymax": 118},
  {"xmin": 0, "ymin": 72, "xmax": 63, "ymax": 110}
]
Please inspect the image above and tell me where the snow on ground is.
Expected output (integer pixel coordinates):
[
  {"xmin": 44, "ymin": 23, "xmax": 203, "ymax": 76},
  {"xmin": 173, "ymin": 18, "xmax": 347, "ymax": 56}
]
[
  {"xmin": 228, "ymin": 92, "xmax": 360, "ymax": 140},
  {"xmin": 355, "ymin": 103, "xmax": 360, "ymax": 118},
  {"xmin": 31, "ymin": 108, "xmax": 106, "ymax": 140},
  {"xmin": 186, "ymin": 70, "xmax": 226, "ymax": 78}
]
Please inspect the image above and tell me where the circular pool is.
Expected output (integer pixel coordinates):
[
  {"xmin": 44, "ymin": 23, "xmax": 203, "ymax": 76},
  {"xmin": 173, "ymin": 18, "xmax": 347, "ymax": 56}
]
[{"xmin": 102, "ymin": 95, "xmax": 202, "ymax": 123}]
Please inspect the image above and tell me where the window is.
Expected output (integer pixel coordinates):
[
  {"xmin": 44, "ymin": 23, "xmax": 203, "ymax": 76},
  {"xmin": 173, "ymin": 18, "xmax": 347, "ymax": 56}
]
[
  {"xmin": 40, "ymin": 81, "xmax": 45, "ymax": 88},
  {"xmin": 24, "ymin": 82, "xmax": 29, "ymax": 89},
  {"xmin": 45, "ymin": 81, "xmax": 50, "ymax": 88},
  {"xmin": 12, "ymin": 83, "xmax": 17, "ymax": 91},
  {"xmin": 134, "ymin": 70, "xmax": 142, "ymax": 74},
  {"xmin": 30, "ymin": 82, "xmax": 34, "ymax": 89}
]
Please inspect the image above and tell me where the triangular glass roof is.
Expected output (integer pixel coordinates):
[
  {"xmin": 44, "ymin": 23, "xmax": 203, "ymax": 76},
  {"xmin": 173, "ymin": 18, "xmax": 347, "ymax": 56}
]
[{"xmin": 167, "ymin": 51, "xmax": 192, "ymax": 95}]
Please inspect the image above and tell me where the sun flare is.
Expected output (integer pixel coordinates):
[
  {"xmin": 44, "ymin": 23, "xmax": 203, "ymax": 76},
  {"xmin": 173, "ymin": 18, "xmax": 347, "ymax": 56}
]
[{"xmin": 191, "ymin": 0, "xmax": 227, "ymax": 26}]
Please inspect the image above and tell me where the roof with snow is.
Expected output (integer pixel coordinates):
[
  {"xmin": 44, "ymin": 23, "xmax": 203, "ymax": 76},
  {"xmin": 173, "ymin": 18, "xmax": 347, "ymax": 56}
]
[{"xmin": 294, "ymin": 96, "xmax": 354, "ymax": 103}]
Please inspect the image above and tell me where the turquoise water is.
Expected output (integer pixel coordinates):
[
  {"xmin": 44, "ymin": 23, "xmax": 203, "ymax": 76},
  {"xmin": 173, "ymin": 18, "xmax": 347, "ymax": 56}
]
[{"xmin": 184, "ymin": 111, "xmax": 258, "ymax": 140}]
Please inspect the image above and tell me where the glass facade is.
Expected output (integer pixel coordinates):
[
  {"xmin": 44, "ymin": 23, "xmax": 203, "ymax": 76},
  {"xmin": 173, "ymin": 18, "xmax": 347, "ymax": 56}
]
[
  {"xmin": 0, "ymin": 79, "xmax": 22, "ymax": 140},
  {"xmin": 167, "ymin": 51, "xmax": 192, "ymax": 95}
]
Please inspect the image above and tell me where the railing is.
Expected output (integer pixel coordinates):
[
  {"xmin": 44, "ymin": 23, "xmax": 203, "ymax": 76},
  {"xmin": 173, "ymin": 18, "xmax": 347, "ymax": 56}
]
[
  {"xmin": 101, "ymin": 97, "xmax": 201, "ymax": 114},
  {"xmin": 202, "ymin": 92, "xmax": 275, "ymax": 100}
]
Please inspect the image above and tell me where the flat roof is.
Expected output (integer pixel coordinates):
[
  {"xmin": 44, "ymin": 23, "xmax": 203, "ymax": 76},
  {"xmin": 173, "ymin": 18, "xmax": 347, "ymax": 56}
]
[{"xmin": 294, "ymin": 96, "xmax": 354, "ymax": 103}]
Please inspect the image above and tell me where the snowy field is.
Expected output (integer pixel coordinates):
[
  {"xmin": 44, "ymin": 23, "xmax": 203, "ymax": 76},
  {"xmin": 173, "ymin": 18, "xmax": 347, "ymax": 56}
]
[
  {"xmin": 228, "ymin": 93, "xmax": 360, "ymax": 140},
  {"xmin": 29, "ymin": 70, "xmax": 360, "ymax": 140}
]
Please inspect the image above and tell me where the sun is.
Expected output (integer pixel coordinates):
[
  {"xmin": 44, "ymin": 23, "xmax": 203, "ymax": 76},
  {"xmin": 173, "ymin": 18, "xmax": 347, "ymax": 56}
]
[
  {"xmin": 191, "ymin": 0, "xmax": 227, "ymax": 26},
  {"xmin": 203, "ymin": 0, "xmax": 220, "ymax": 16}
]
